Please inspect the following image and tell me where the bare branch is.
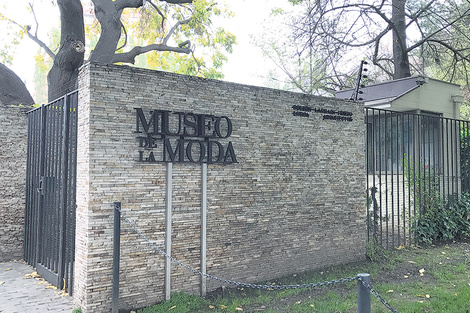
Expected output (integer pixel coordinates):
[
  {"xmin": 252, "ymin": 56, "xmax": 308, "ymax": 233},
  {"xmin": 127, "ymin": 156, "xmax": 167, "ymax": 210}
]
[
  {"xmin": 147, "ymin": 0, "xmax": 166, "ymax": 30},
  {"xmin": 111, "ymin": 43, "xmax": 190, "ymax": 63},
  {"xmin": 163, "ymin": 17, "xmax": 191, "ymax": 45},
  {"xmin": 406, "ymin": 6, "xmax": 470, "ymax": 53},
  {"xmin": 1, "ymin": 9, "xmax": 56, "ymax": 60},
  {"xmin": 116, "ymin": 21, "xmax": 128, "ymax": 51}
]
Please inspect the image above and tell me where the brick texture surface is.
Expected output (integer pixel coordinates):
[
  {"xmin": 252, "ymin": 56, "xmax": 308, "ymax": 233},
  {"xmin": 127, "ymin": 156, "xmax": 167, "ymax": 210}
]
[
  {"xmin": 0, "ymin": 106, "xmax": 28, "ymax": 262},
  {"xmin": 74, "ymin": 63, "xmax": 366, "ymax": 312}
]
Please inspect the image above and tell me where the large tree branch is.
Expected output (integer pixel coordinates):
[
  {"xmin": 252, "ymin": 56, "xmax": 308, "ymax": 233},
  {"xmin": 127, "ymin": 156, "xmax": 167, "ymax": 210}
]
[
  {"xmin": 111, "ymin": 44, "xmax": 190, "ymax": 63},
  {"xmin": 161, "ymin": 0, "xmax": 193, "ymax": 3},
  {"xmin": 114, "ymin": 0, "xmax": 192, "ymax": 10},
  {"xmin": 426, "ymin": 39, "xmax": 470, "ymax": 63}
]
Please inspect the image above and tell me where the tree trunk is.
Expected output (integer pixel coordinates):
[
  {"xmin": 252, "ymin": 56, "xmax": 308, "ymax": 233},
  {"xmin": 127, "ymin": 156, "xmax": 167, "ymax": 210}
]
[
  {"xmin": 0, "ymin": 63, "xmax": 35, "ymax": 106},
  {"xmin": 392, "ymin": 0, "xmax": 411, "ymax": 79},
  {"xmin": 88, "ymin": 0, "xmax": 124, "ymax": 64},
  {"xmin": 47, "ymin": 0, "xmax": 85, "ymax": 101}
]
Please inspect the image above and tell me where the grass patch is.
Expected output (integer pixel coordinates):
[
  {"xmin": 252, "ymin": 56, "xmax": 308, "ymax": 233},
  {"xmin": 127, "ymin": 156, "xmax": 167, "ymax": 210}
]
[{"xmin": 138, "ymin": 241, "xmax": 470, "ymax": 313}]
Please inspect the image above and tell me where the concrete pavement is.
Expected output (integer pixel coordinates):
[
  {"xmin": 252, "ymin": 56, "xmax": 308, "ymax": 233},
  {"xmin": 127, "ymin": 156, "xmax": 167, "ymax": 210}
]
[{"xmin": 0, "ymin": 260, "xmax": 76, "ymax": 313}]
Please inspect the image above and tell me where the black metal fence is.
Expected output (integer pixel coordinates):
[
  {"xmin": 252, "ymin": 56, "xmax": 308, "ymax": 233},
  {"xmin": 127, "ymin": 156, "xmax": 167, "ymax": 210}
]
[
  {"xmin": 24, "ymin": 91, "xmax": 78, "ymax": 293},
  {"xmin": 366, "ymin": 107, "xmax": 470, "ymax": 248}
]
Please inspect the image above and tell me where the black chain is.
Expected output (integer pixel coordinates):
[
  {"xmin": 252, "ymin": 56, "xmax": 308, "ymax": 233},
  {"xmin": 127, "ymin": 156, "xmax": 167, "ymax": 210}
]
[
  {"xmin": 118, "ymin": 209, "xmax": 357, "ymax": 290},
  {"xmin": 117, "ymin": 206, "xmax": 399, "ymax": 312},
  {"xmin": 357, "ymin": 276, "xmax": 399, "ymax": 313}
]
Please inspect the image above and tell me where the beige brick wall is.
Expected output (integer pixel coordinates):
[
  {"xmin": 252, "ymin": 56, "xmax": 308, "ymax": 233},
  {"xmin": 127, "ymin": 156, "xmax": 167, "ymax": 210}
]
[
  {"xmin": 0, "ymin": 106, "xmax": 28, "ymax": 262},
  {"xmin": 74, "ymin": 63, "xmax": 366, "ymax": 312}
]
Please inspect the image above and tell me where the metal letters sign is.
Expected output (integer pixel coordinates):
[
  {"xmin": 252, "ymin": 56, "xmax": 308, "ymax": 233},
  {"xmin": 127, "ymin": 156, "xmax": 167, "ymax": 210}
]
[{"xmin": 134, "ymin": 108, "xmax": 238, "ymax": 164}]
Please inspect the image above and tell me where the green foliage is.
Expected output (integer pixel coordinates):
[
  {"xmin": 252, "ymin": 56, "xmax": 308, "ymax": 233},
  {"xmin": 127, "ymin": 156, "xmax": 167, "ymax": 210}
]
[
  {"xmin": 137, "ymin": 0, "xmax": 236, "ymax": 79},
  {"xmin": 413, "ymin": 194, "xmax": 470, "ymax": 245},
  {"xmin": 0, "ymin": 10, "xmax": 26, "ymax": 65},
  {"xmin": 71, "ymin": 308, "xmax": 82, "ymax": 313},
  {"xmin": 365, "ymin": 236, "xmax": 385, "ymax": 262},
  {"xmin": 404, "ymin": 154, "xmax": 443, "ymax": 217},
  {"xmin": 404, "ymin": 155, "xmax": 470, "ymax": 245}
]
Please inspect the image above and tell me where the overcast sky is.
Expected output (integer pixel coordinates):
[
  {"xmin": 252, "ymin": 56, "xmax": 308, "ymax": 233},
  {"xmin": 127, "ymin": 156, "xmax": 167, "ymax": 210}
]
[{"xmin": 3, "ymin": 0, "xmax": 291, "ymax": 96}]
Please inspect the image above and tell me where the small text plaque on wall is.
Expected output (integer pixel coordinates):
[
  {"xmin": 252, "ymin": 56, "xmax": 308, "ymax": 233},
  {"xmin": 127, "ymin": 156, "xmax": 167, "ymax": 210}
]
[{"xmin": 134, "ymin": 108, "xmax": 238, "ymax": 164}]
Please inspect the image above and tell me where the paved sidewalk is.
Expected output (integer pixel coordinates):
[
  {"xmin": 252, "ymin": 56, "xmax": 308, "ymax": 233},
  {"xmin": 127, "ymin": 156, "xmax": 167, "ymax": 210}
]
[{"xmin": 0, "ymin": 260, "xmax": 76, "ymax": 313}]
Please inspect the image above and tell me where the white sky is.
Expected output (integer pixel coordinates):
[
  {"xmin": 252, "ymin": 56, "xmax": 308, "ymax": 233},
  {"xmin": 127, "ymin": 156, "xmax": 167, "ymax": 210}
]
[{"xmin": 2, "ymin": 0, "xmax": 291, "ymax": 97}]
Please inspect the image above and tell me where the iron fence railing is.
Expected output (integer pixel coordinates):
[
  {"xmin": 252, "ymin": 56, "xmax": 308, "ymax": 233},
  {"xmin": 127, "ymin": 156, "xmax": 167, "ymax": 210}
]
[
  {"xmin": 24, "ymin": 91, "xmax": 78, "ymax": 294},
  {"xmin": 365, "ymin": 107, "xmax": 470, "ymax": 248}
]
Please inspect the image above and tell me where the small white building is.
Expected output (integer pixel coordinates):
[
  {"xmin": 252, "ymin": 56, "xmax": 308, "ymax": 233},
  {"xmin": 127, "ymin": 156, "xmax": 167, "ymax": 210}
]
[
  {"xmin": 336, "ymin": 75, "xmax": 463, "ymax": 119},
  {"xmin": 337, "ymin": 76, "xmax": 467, "ymax": 248}
]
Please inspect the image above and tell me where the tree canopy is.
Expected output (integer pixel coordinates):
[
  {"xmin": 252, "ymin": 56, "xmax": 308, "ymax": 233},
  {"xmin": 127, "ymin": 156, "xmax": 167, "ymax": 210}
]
[
  {"xmin": 263, "ymin": 0, "xmax": 470, "ymax": 94},
  {"xmin": 0, "ymin": 0, "xmax": 235, "ymax": 103}
]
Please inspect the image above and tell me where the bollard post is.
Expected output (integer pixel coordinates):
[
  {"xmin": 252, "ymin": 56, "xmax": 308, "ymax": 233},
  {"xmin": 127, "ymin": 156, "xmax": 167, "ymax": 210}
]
[
  {"xmin": 357, "ymin": 273, "xmax": 371, "ymax": 313},
  {"xmin": 112, "ymin": 202, "xmax": 121, "ymax": 313}
]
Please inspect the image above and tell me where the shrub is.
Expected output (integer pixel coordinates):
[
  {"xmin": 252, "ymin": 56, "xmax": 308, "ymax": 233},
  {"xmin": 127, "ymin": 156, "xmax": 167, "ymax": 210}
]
[{"xmin": 414, "ymin": 193, "xmax": 470, "ymax": 245}]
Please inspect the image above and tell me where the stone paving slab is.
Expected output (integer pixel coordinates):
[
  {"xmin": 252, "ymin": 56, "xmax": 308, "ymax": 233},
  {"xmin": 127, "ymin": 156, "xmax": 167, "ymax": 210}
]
[{"xmin": 0, "ymin": 260, "xmax": 76, "ymax": 313}]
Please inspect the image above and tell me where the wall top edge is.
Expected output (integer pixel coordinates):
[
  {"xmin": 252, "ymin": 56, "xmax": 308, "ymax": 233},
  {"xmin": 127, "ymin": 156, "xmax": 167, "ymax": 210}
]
[{"xmin": 78, "ymin": 61, "xmax": 359, "ymax": 107}]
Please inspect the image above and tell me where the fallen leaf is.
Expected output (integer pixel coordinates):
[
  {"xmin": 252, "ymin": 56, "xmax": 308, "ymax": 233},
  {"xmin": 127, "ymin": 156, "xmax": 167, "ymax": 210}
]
[
  {"xmin": 419, "ymin": 268, "xmax": 425, "ymax": 274},
  {"xmin": 310, "ymin": 304, "xmax": 315, "ymax": 308},
  {"xmin": 295, "ymin": 301, "xmax": 302, "ymax": 304},
  {"xmin": 169, "ymin": 306, "xmax": 176, "ymax": 310},
  {"xmin": 0, "ymin": 281, "xmax": 5, "ymax": 285},
  {"xmin": 209, "ymin": 305, "xmax": 215, "ymax": 309},
  {"xmin": 396, "ymin": 245, "xmax": 405, "ymax": 250},
  {"xmin": 418, "ymin": 300, "xmax": 424, "ymax": 303},
  {"xmin": 4, "ymin": 268, "xmax": 12, "ymax": 271},
  {"xmin": 45, "ymin": 285, "xmax": 57, "ymax": 290},
  {"xmin": 408, "ymin": 261, "xmax": 416, "ymax": 264},
  {"xmin": 404, "ymin": 275, "xmax": 409, "ymax": 278},
  {"xmin": 220, "ymin": 305, "xmax": 228, "ymax": 309},
  {"xmin": 426, "ymin": 294, "xmax": 430, "ymax": 298},
  {"xmin": 23, "ymin": 271, "xmax": 40, "ymax": 279},
  {"xmin": 442, "ymin": 251, "xmax": 446, "ymax": 255},
  {"xmin": 235, "ymin": 308, "xmax": 243, "ymax": 311},
  {"xmin": 387, "ymin": 290, "xmax": 394, "ymax": 293}
]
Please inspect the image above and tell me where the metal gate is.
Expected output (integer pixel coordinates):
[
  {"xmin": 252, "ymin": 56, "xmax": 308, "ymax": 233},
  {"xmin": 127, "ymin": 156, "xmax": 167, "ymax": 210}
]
[
  {"xmin": 365, "ymin": 107, "xmax": 470, "ymax": 249},
  {"xmin": 24, "ymin": 91, "xmax": 78, "ymax": 293}
]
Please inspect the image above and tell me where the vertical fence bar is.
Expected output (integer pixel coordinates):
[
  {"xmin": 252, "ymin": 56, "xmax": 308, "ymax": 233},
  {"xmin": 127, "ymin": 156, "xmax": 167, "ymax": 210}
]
[
  {"xmin": 201, "ymin": 163, "xmax": 207, "ymax": 297},
  {"xmin": 57, "ymin": 95, "xmax": 70, "ymax": 290},
  {"xmin": 357, "ymin": 273, "xmax": 371, "ymax": 313},
  {"xmin": 378, "ymin": 110, "xmax": 383, "ymax": 247},
  {"xmin": 165, "ymin": 162, "xmax": 173, "ymax": 300},
  {"xmin": 112, "ymin": 202, "xmax": 121, "ymax": 313},
  {"xmin": 365, "ymin": 109, "xmax": 371, "ymax": 242}
]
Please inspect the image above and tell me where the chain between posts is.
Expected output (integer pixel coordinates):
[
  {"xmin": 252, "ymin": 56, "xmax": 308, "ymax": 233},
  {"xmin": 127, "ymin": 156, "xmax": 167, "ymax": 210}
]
[
  {"xmin": 116, "ymin": 205, "xmax": 399, "ymax": 312},
  {"xmin": 357, "ymin": 276, "xmax": 399, "ymax": 313}
]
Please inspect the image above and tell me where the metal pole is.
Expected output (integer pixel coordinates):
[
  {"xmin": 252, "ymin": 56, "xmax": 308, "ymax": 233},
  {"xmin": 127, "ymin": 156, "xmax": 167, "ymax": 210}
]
[
  {"xmin": 112, "ymin": 202, "xmax": 121, "ymax": 313},
  {"xmin": 201, "ymin": 163, "xmax": 207, "ymax": 297},
  {"xmin": 165, "ymin": 163, "xmax": 173, "ymax": 300},
  {"xmin": 357, "ymin": 273, "xmax": 371, "ymax": 313}
]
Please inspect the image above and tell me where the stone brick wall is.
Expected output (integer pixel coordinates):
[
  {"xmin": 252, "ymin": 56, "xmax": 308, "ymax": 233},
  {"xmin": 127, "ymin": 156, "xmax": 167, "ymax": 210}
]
[
  {"xmin": 74, "ymin": 63, "xmax": 366, "ymax": 312},
  {"xmin": 0, "ymin": 105, "xmax": 28, "ymax": 262}
]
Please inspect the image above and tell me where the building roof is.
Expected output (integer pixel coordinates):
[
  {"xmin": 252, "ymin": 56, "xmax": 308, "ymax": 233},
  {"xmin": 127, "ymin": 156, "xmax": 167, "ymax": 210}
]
[
  {"xmin": 335, "ymin": 76, "xmax": 462, "ymax": 118},
  {"xmin": 335, "ymin": 76, "xmax": 430, "ymax": 104}
]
